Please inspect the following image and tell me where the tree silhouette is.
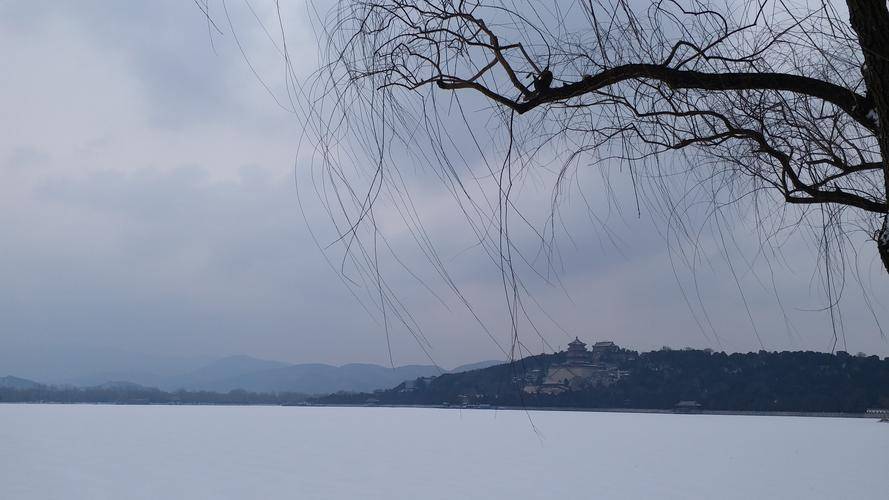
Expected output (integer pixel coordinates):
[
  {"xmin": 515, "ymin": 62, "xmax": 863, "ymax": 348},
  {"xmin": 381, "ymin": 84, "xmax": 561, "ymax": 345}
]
[
  {"xmin": 309, "ymin": 0, "xmax": 888, "ymax": 271},
  {"xmin": 250, "ymin": 0, "xmax": 889, "ymax": 359}
]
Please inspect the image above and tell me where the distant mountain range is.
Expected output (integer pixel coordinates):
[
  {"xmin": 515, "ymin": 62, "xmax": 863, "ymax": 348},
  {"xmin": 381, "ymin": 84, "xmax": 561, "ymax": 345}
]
[
  {"xmin": 0, "ymin": 376, "xmax": 43, "ymax": 390},
  {"xmin": 1, "ymin": 356, "xmax": 503, "ymax": 395}
]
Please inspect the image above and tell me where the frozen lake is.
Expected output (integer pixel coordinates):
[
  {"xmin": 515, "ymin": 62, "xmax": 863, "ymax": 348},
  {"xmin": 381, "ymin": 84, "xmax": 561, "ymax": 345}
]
[{"xmin": 1, "ymin": 405, "xmax": 886, "ymax": 499}]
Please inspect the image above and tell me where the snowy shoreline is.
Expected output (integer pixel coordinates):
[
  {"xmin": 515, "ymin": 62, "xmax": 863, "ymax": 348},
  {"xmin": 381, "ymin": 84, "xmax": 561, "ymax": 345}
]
[{"xmin": 2, "ymin": 400, "xmax": 883, "ymax": 419}]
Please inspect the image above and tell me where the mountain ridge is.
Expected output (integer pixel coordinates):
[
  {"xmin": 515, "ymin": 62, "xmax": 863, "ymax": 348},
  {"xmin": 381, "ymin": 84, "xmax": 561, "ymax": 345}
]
[
  {"xmin": 0, "ymin": 375, "xmax": 43, "ymax": 390},
  {"xmin": 2, "ymin": 356, "xmax": 505, "ymax": 395},
  {"xmin": 162, "ymin": 358, "xmax": 503, "ymax": 394}
]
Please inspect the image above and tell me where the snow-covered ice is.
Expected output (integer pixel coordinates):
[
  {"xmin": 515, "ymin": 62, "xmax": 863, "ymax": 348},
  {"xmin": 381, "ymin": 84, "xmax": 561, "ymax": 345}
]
[{"xmin": 1, "ymin": 405, "xmax": 886, "ymax": 499}]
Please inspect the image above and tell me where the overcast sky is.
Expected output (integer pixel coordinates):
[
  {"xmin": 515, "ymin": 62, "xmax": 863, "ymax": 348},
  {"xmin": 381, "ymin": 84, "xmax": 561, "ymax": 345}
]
[{"xmin": 1, "ymin": 1, "xmax": 887, "ymax": 377}]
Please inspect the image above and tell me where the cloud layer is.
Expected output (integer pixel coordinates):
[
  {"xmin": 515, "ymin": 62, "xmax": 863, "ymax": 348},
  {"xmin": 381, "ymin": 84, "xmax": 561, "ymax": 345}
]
[{"xmin": 1, "ymin": 1, "xmax": 886, "ymax": 379}]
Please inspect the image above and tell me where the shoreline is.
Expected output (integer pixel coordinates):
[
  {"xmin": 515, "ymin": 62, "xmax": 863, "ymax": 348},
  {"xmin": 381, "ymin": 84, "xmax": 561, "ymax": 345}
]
[
  {"xmin": 1, "ymin": 401, "xmax": 884, "ymax": 419},
  {"xmin": 309, "ymin": 403, "xmax": 884, "ymax": 419}
]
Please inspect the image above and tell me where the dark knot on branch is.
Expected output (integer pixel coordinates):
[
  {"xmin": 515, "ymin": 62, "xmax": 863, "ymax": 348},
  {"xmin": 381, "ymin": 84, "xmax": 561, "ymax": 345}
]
[
  {"xmin": 522, "ymin": 67, "xmax": 553, "ymax": 101},
  {"xmin": 533, "ymin": 68, "xmax": 553, "ymax": 94}
]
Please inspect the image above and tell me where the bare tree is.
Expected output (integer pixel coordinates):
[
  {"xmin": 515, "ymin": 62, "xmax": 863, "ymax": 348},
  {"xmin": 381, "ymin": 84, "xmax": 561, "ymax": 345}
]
[
  {"xmin": 309, "ymin": 0, "xmax": 888, "ymax": 277},
  {"xmin": 256, "ymin": 0, "xmax": 889, "ymax": 360}
]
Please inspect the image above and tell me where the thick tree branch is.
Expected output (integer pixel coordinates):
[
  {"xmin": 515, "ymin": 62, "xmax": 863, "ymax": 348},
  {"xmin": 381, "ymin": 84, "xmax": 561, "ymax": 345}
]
[
  {"xmin": 325, "ymin": 0, "xmax": 889, "ymax": 274},
  {"xmin": 440, "ymin": 64, "xmax": 877, "ymax": 133}
]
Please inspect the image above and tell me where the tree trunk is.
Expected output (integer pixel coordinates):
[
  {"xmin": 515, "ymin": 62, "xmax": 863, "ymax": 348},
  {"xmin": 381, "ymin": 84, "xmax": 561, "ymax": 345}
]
[
  {"xmin": 879, "ymin": 215, "xmax": 889, "ymax": 273},
  {"xmin": 846, "ymin": 0, "xmax": 889, "ymax": 274}
]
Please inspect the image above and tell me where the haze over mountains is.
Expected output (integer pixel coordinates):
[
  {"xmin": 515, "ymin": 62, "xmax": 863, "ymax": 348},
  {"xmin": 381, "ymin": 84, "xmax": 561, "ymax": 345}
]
[
  {"xmin": 0, "ymin": 355, "xmax": 502, "ymax": 395},
  {"xmin": 0, "ymin": 376, "xmax": 42, "ymax": 390},
  {"xmin": 157, "ymin": 356, "xmax": 448, "ymax": 394}
]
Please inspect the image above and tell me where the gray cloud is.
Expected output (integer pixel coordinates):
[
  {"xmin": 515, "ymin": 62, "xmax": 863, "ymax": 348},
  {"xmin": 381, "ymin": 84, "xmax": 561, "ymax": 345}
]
[{"xmin": 0, "ymin": 1, "xmax": 886, "ymax": 384}]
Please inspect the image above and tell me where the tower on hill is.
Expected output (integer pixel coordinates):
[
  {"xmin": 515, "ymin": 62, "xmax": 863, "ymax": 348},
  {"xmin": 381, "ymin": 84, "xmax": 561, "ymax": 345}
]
[{"xmin": 566, "ymin": 337, "xmax": 590, "ymax": 364}]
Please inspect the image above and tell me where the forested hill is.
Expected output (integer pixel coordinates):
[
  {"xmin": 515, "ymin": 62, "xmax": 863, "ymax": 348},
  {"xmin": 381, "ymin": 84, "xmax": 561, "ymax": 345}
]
[{"xmin": 314, "ymin": 348, "xmax": 889, "ymax": 413}]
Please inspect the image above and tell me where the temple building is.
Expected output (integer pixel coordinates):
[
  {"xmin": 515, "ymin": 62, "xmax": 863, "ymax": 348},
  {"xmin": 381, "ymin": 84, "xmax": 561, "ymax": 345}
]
[
  {"xmin": 525, "ymin": 337, "xmax": 625, "ymax": 395},
  {"xmin": 591, "ymin": 341, "xmax": 619, "ymax": 360},
  {"xmin": 566, "ymin": 337, "xmax": 591, "ymax": 364}
]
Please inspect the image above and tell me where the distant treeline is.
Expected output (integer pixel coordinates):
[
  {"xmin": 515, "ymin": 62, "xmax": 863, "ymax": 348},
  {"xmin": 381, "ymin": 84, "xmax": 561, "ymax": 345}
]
[
  {"xmin": 0, "ymin": 385, "xmax": 310, "ymax": 406},
  {"xmin": 316, "ymin": 349, "xmax": 889, "ymax": 413}
]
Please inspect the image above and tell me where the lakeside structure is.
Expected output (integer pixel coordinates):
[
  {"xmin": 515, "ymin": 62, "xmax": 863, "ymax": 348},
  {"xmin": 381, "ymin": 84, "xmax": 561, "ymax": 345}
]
[
  {"xmin": 865, "ymin": 408, "xmax": 889, "ymax": 422},
  {"xmin": 523, "ymin": 338, "xmax": 628, "ymax": 395}
]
